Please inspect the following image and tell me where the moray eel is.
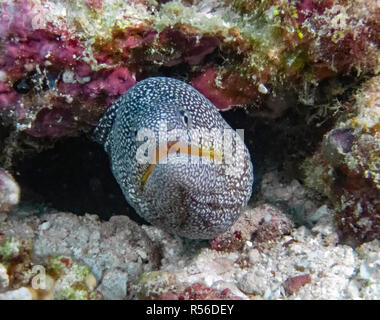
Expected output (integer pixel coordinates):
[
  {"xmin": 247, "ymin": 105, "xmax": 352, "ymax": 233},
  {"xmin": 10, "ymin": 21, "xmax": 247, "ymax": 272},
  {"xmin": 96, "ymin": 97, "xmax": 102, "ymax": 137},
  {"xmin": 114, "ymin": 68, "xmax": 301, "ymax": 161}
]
[{"xmin": 94, "ymin": 77, "xmax": 253, "ymax": 239}]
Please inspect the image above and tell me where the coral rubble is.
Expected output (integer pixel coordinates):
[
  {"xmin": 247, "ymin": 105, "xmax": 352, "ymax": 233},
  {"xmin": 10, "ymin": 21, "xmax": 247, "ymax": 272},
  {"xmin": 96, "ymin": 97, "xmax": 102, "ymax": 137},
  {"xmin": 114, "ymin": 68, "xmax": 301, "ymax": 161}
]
[
  {"xmin": 1, "ymin": 202, "xmax": 380, "ymax": 300},
  {"xmin": 1, "ymin": 212, "xmax": 179, "ymax": 299},
  {"xmin": 210, "ymin": 204, "xmax": 293, "ymax": 252},
  {"xmin": 0, "ymin": 234, "xmax": 101, "ymax": 299}
]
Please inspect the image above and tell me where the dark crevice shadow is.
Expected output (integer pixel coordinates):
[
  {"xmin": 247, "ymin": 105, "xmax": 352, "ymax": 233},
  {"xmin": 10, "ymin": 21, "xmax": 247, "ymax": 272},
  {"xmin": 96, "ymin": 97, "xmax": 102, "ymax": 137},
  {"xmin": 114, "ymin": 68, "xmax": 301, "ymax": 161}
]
[{"xmin": 13, "ymin": 135, "xmax": 146, "ymax": 224}]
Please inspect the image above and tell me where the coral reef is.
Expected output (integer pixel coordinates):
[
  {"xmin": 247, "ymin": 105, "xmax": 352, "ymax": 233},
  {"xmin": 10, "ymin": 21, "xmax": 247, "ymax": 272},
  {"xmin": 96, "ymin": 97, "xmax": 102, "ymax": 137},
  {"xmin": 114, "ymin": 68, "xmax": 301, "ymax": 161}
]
[
  {"xmin": 259, "ymin": 171, "xmax": 323, "ymax": 226},
  {"xmin": 0, "ymin": 0, "xmax": 379, "ymax": 300},
  {"xmin": 0, "ymin": 0, "xmax": 378, "ymax": 139},
  {"xmin": 303, "ymin": 75, "xmax": 380, "ymax": 245}
]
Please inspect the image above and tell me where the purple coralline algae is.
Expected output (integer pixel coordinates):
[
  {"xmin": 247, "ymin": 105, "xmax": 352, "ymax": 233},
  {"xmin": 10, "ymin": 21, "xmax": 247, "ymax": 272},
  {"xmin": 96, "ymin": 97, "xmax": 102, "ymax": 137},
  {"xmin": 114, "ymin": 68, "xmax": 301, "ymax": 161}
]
[{"xmin": 0, "ymin": 0, "xmax": 378, "ymax": 136}]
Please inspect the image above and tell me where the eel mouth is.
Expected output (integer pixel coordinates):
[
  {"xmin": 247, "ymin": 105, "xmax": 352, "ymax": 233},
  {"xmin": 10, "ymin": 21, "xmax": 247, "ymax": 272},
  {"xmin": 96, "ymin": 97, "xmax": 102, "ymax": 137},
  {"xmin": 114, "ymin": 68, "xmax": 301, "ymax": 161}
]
[{"xmin": 140, "ymin": 140, "xmax": 224, "ymax": 187}]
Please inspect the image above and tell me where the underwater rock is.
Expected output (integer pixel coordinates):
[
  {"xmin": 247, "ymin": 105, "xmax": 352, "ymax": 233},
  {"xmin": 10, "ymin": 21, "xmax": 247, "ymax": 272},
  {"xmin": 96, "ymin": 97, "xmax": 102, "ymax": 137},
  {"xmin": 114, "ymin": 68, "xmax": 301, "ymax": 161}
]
[
  {"xmin": 162, "ymin": 283, "xmax": 243, "ymax": 300},
  {"xmin": 350, "ymin": 239, "xmax": 380, "ymax": 298},
  {"xmin": 236, "ymin": 269, "xmax": 268, "ymax": 296},
  {"xmin": 210, "ymin": 204, "xmax": 293, "ymax": 252},
  {"xmin": 0, "ymin": 236, "xmax": 34, "ymax": 290},
  {"xmin": 0, "ymin": 287, "xmax": 34, "ymax": 300},
  {"xmin": 0, "ymin": 263, "xmax": 9, "ymax": 290},
  {"xmin": 303, "ymin": 75, "xmax": 380, "ymax": 245},
  {"xmin": 190, "ymin": 68, "xmax": 259, "ymax": 111},
  {"xmin": 0, "ymin": 235, "xmax": 101, "ymax": 299},
  {"xmin": 134, "ymin": 270, "xmax": 243, "ymax": 300},
  {"xmin": 1, "ymin": 207, "xmax": 380, "ymax": 299},
  {"xmin": 259, "ymin": 171, "xmax": 324, "ymax": 227},
  {"xmin": 282, "ymin": 274, "xmax": 312, "ymax": 296},
  {"xmin": 26, "ymin": 107, "xmax": 76, "ymax": 138},
  {"xmin": 137, "ymin": 211, "xmax": 380, "ymax": 300},
  {"xmin": 0, "ymin": 170, "xmax": 20, "ymax": 213},
  {"xmin": 0, "ymin": 211, "xmax": 184, "ymax": 299},
  {"xmin": 134, "ymin": 271, "xmax": 178, "ymax": 300}
]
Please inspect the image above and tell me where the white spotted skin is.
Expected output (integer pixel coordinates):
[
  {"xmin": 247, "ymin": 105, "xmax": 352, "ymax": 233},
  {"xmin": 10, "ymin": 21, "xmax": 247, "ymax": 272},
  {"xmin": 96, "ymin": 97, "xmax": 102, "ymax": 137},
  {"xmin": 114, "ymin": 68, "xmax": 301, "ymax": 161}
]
[{"xmin": 94, "ymin": 77, "xmax": 253, "ymax": 239}]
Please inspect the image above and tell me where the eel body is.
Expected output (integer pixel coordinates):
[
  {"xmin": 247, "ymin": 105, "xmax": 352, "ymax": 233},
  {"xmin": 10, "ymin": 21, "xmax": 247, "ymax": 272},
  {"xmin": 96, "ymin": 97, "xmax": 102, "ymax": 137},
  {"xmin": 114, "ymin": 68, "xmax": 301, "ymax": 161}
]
[{"xmin": 94, "ymin": 77, "xmax": 253, "ymax": 239}]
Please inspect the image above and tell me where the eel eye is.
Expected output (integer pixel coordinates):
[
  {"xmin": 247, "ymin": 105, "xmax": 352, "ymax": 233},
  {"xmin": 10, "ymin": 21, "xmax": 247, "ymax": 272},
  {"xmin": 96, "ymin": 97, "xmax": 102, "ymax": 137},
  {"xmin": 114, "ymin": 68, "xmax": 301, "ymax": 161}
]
[{"xmin": 179, "ymin": 109, "xmax": 191, "ymax": 128}]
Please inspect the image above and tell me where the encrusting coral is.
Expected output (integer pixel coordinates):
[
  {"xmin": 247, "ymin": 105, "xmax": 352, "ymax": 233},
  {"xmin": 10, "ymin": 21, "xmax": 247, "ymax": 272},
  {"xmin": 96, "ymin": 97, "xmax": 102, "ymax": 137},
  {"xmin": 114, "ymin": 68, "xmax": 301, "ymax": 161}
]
[
  {"xmin": 0, "ymin": 0, "xmax": 379, "ymax": 136},
  {"xmin": 303, "ymin": 75, "xmax": 380, "ymax": 245}
]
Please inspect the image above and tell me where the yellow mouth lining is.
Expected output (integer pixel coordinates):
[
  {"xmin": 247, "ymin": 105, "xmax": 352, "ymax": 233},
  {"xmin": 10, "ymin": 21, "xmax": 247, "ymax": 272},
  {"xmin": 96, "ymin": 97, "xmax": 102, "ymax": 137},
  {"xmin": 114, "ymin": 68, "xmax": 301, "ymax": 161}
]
[{"xmin": 140, "ymin": 141, "xmax": 224, "ymax": 187}]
